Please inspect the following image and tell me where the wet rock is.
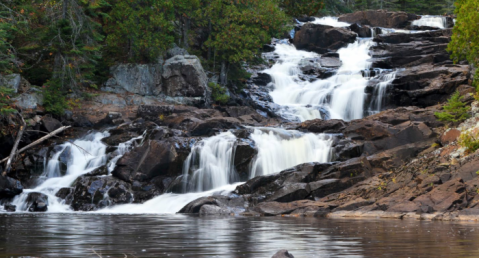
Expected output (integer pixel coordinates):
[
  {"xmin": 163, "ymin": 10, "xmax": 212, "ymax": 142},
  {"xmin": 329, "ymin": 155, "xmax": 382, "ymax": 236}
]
[
  {"xmin": 162, "ymin": 55, "xmax": 208, "ymax": 98},
  {"xmin": 338, "ymin": 10, "xmax": 419, "ymax": 28},
  {"xmin": 349, "ymin": 23, "xmax": 372, "ymax": 38},
  {"xmin": 26, "ymin": 192, "xmax": 49, "ymax": 212},
  {"xmin": 112, "ymin": 139, "xmax": 191, "ymax": 182},
  {"xmin": 272, "ymin": 250, "xmax": 295, "ymax": 258},
  {"xmin": 251, "ymin": 73, "xmax": 272, "ymax": 86},
  {"xmin": 320, "ymin": 56, "xmax": 341, "ymax": 68},
  {"xmin": 4, "ymin": 204, "xmax": 16, "ymax": 212},
  {"xmin": 296, "ymin": 16, "xmax": 315, "ymax": 23},
  {"xmin": 190, "ymin": 117, "xmax": 242, "ymax": 136},
  {"xmin": 294, "ymin": 23, "xmax": 356, "ymax": 54},
  {"xmin": 250, "ymin": 200, "xmax": 331, "ymax": 216},
  {"xmin": 41, "ymin": 117, "xmax": 62, "ymax": 133},
  {"xmin": 103, "ymin": 63, "xmax": 162, "ymax": 96},
  {"xmin": 70, "ymin": 176, "xmax": 134, "ymax": 211},
  {"xmin": 178, "ymin": 195, "xmax": 246, "ymax": 215},
  {"xmin": 298, "ymin": 119, "xmax": 348, "ymax": 133},
  {"xmin": 72, "ymin": 115, "xmax": 93, "ymax": 128},
  {"xmin": 234, "ymin": 140, "xmax": 257, "ymax": 180},
  {"xmin": 0, "ymin": 176, "xmax": 23, "ymax": 198}
]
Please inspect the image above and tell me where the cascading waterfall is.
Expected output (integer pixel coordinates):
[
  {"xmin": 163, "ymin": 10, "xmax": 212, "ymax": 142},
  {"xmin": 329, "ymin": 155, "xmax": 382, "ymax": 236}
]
[
  {"xmin": 11, "ymin": 132, "xmax": 109, "ymax": 212},
  {"xmin": 368, "ymin": 71, "xmax": 397, "ymax": 114},
  {"xmin": 182, "ymin": 132, "xmax": 238, "ymax": 192},
  {"xmin": 267, "ymin": 39, "xmax": 375, "ymax": 121},
  {"xmin": 311, "ymin": 17, "xmax": 350, "ymax": 27},
  {"xmin": 412, "ymin": 15, "xmax": 447, "ymax": 29},
  {"xmin": 249, "ymin": 128, "xmax": 334, "ymax": 178}
]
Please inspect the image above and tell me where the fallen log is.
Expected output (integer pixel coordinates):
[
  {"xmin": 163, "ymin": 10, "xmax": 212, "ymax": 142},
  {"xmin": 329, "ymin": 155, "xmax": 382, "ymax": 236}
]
[
  {"xmin": 2, "ymin": 114, "xmax": 26, "ymax": 176},
  {"xmin": 0, "ymin": 125, "xmax": 72, "ymax": 167}
]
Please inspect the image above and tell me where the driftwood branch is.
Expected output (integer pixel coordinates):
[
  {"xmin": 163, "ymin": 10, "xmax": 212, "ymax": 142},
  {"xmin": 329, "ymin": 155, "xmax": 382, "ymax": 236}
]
[
  {"xmin": 1, "ymin": 126, "xmax": 72, "ymax": 165},
  {"xmin": 25, "ymin": 129, "xmax": 92, "ymax": 156},
  {"xmin": 2, "ymin": 114, "xmax": 26, "ymax": 176}
]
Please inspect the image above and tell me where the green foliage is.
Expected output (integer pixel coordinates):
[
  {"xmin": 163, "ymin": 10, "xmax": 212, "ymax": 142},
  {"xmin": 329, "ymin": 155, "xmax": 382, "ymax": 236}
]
[
  {"xmin": 201, "ymin": 0, "xmax": 290, "ymax": 64},
  {"xmin": 279, "ymin": 0, "xmax": 324, "ymax": 17},
  {"xmin": 104, "ymin": 0, "xmax": 178, "ymax": 63},
  {"xmin": 338, "ymin": 0, "xmax": 455, "ymax": 15},
  {"xmin": 448, "ymin": 0, "xmax": 479, "ymax": 89},
  {"xmin": 208, "ymin": 82, "xmax": 229, "ymax": 104},
  {"xmin": 458, "ymin": 130, "xmax": 479, "ymax": 154},
  {"xmin": 434, "ymin": 91, "xmax": 471, "ymax": 123},
  {"xmin": 42, "ymin": 80, "xmax": 69, "ymax": 116},
  {"xmin": 0, "ymin": 86, "xmax": 16, "ymax": 116}
]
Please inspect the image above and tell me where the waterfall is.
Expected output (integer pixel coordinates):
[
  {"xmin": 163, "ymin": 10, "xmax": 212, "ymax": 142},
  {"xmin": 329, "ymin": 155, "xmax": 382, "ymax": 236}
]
[
  {"xmin": 182, "ymin": 132, "xmax": 238, "ymax": 192},
  {"xmin": 250, "ymin": 128, "xmax": 334, "ymax": 178},
  {"xmin": 412, "ymin": 15, "xmax": 447, "ymax": 29},
  {"xmin": 266, "ymin": 39, "xmax": 375, "ymax": 122},
  {"xmin": 11, "ymin": 132, "xmax": 109, "ymax": 212},
  {"xmin": 312, "ymin": 17, "xmax": 350, "ymax": 27},
  {"xmin": 368, "ymin": 71, "xmax": 397, "ymax": 115},
  {"xmin": 107, "ymin": 132, "xmax": 145, "ymax": 173}
]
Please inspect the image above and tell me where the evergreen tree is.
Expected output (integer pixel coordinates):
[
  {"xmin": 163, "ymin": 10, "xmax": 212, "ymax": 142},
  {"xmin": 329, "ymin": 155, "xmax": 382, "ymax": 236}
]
[
  {"xmin": 447, "ymin": 0, "xmax": 479, "ymax": 87},
  {"xmin": 200, "ymin": 0, "xmax": 289, "ymax": 85}
]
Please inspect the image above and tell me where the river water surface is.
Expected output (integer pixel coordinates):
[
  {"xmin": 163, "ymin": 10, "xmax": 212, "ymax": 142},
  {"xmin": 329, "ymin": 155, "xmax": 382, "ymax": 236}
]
[{"xmin": 1, "ymin": 214, "xmax": 479, "ymax": 257}]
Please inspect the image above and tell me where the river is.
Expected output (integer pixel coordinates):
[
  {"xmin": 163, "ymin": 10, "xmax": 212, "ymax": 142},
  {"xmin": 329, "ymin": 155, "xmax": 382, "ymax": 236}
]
[{"xmin": 1, "ymin": 214, "xmax": 479, "ymax": 257}]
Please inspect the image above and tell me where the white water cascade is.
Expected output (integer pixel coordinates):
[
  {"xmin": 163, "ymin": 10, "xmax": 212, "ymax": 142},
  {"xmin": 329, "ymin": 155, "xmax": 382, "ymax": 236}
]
[
  {"xmin": 412, "ymin": 15, "xmax": 448, "ymax": 29},
  {"xmin": 266, "ymin": 39, "xmax": 375, "ymax": 121},
  {"xmin": 182, "ymin": 132, "xmax": 238, "ymax": 192},
  {"xmin": 249, "ymin": 128, "xmax": 334, "ymax": 178},
  {"xmin": 11, "ymin": 132, "xmax": 109, "ymax": 212},
  {"xmin": 368, "ymin": 71, "xmax": 397, "ymax": 115}
]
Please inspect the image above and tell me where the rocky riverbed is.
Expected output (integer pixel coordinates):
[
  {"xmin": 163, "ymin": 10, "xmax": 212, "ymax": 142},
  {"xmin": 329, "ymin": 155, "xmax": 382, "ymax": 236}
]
[{"xmin": 1, "ymin": 10, "xmax": 478, "ymax": 221}]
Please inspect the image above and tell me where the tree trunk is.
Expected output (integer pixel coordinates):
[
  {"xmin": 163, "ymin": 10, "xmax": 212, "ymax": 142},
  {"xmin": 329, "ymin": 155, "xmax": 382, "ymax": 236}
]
[
  {"xmin": 207, "ymin": 20, "xmax": 212, "ymax": 61},
  {"xmin": 2, "ymin": 114, "xmax": 26, "ymax": 176},
  {"xmin": 220, "ymin": 61, "xmax": 228, "ymax": 86},
  {"xmin": 62, "ymin": 0, "xmax": 69, "ymax": 19}
]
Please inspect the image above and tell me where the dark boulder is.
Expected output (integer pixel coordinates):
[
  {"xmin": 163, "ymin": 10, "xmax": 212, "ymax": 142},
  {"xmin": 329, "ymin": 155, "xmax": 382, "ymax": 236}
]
[
  {"xmin": 41, "ymin": 116, "xmax": 62, "ymax": 133},
  {"xmin": 72, "ymin": 115, "xmax": 93, "ymax": 128},
  {"xmin": 162, "ymin": 55, "xmax": 208, "ymax": 98},
  {"xmin": 112, "ymin": 138, "xmax": 192, "ymax": 182},
  {"xmin": 178, "ymin": 195, "xmax": 246, "ymax": 215},
  {"xmin": 338, "ymin": 10, "xmax": 419, "ymax": 28},
  {"xmin": 294, "ymin": 23, "xmax": 356, "ymax": 54},
  {"xmin": 349, "ymin": 23, "xmax": 372, "ymax": 38},
  {"xmin": 26, "ymin": 192, "xmax": 48, "ymax": 212},
  {"xmin": 0, "ymin": 176, "xmax": 23, "ymax": 198},
  {"xmin": 251, "ymin": 73, "xmax": 272, "ymax": 86},
  {"xmin": 4, "ymin": 204, "xmax": 15, "ymax": 212},
  {"xmin": 298, "ymin": 119, "xmax": 348, "ymax": 133},
  {"xmin": 272, "ymin": 250, "xmax": 295, "ymax": 258},
  {"xmin": 70, "ymin": 175, "xmax": 134, "ymax": 211},
  {"xmin": 234, "ymin": 139, "xmax": 257, "ymax": 180}
]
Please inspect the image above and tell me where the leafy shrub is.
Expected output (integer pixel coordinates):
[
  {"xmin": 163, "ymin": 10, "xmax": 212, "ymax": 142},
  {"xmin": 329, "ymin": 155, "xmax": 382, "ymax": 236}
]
[
  {"xmin": 458, "ymin": 129, "xmax": 479, "ymax": 154},
  {"xmin": 43, "ymin": 80, "xmax": 68, "ymax": 116},
  {"xmin": 208, "ymin": 82, "xmax": 229, "ymax": 104},
  {"xmin": 0, "ymin": 86, "xmax": 16, "ymax": 116},
  {"xmin": 434, "ymin": 91, "xmax": 470, "ymax": 123}
]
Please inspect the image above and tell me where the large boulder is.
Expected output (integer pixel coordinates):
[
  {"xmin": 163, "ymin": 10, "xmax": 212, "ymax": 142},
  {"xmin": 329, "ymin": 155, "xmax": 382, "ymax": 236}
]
[
  {"xmin": 103, "ymin": 64, "xmax": 162, "ymax": 96},
  {"xmin": 112, "ymin": 138, "xmax": 193, "ymax": 182},
  {"xmin": 26, "ymin": 192, "xmax": 48, "ymax": 212},
  {"xmin": 70, "ymin": 175, "xmax": 134, "ymax": 211},
  {"xmin": 13, "ymin": 92, "xmax": 43, "ymax": 110},
  {"xmin": 293, "ymin": 24, "xmax": 356, "ymax": 54},
  {"xmin": 162, "ymin": 55, "xmax": 208, "ymax": 98},
  {"xmin": 338, "ymin": 10, "xmax": 419, "ymax": 28},
  {"xmin": 0, "ymin": 176, "xmax": 23, "ymax": 198}
]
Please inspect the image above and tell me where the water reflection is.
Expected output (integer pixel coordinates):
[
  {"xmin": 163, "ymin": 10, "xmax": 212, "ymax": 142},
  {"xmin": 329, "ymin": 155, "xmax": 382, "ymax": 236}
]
[{"xmin": 1, "ymin": 214, "xmax": 479, "ymax": 257}]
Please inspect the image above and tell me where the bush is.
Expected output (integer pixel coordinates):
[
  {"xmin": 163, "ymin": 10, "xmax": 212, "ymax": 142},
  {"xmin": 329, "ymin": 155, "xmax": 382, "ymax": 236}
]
[
  {"xmin": 434, "ymin": 91, "xmax": 470, "ymax": 123},
  {"xmin": 458, "ymin": 129, "xmax": 479, "ymax": 154},
  {"xmin": 208, "ymin": 82, "xmax": 229, "ymax": 104},
  {"xmin": 43, "ymin": 80, "xmax": 69, "ymax": 116},
  {"xmin": 0, "ymin": 86, "xmax": 16, "ymax": 116}
]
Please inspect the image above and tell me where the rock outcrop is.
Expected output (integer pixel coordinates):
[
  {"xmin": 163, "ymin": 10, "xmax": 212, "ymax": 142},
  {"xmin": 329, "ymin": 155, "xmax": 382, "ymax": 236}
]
[
  {"xmin": 338, "ymin": 10, "xmax": 419, "ymax": 28},
  {"xmin": 104, "ymin": 64, "xmax": 162, "ymax": 96},
  {"xmin": 162, "ymin": 55, "xmax": 208, "ymax": 98},
  {"xmin": 294, "ymin": 24, "xmax": 357, "ymax": 54}
]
